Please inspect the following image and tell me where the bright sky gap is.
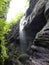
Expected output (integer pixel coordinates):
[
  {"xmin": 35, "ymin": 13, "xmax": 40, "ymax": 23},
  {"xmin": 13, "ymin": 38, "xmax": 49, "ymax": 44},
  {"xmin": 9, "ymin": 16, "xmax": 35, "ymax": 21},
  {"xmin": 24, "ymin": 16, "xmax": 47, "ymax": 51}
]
[{"xmin": 6, "ymin": 0, "xmax": 29, "ymax": 22}]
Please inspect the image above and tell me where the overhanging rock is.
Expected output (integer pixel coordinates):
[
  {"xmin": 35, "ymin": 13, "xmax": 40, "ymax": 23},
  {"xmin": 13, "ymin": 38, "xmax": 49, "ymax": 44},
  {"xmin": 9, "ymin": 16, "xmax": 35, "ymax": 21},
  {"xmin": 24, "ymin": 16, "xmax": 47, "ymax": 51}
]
[
  {"xmin": 34, "ymin": 1, "xmax": 49, "ymax": 48},
  {"xmin": 6, "ymin": 0, "xmax": 48, "ymax": 44}
]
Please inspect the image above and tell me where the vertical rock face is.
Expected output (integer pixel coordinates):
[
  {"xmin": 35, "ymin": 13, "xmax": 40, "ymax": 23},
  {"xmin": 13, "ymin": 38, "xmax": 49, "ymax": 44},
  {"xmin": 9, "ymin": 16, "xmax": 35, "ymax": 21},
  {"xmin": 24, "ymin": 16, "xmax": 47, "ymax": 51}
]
[
  {"xmin": 6, "ymin": 0, "xmax": 47, "ymax": 44},
  {"xmin": 28, "ymin": 1, "xmax": 49, "ymax": 64},
  {"xmin": 33, "ymin": 1, "xmax": 49, "ymax": 48},
  {"xmin": 23, "ymin": 0, "xmax": 47, "ymax": 40},
  {"xmin": 19, "ymin": 0, "xmax": 39, "ymax": 52},
  {"xmin": 5, "ymin": 0, "xmax": 48, "ymax": 53},
  {"xmin": 26, "ymin": 0, "xmax": 39, "ymax": 17},
  {"xmin": 45, "ymin": 2, "xmax": 49, "ymax": 20},
  {"xmin": 5, "ymin": 0, "xmax": 49, "ymax": 65},
  {"xmin": 20, "ymin": 0, "xmax": 48, "ymax": 52}
]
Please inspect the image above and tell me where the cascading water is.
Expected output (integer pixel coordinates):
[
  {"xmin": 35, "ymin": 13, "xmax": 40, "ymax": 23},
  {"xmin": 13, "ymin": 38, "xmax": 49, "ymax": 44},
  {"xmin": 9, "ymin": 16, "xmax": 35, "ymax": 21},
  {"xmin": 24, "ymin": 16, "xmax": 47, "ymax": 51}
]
[
  {"xmin": 19, "ymin": 0, "xmax": 39, "ymax": 52},
  {"xmin": 19, "ymin": 16, "xmax": 28, "ymax": 52}
]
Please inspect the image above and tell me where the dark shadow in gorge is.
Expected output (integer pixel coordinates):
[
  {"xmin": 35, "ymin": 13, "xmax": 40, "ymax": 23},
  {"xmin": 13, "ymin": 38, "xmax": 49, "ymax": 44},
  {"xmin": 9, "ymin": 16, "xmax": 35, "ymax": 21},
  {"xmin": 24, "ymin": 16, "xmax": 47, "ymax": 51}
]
[{"xmin": 4, "ymin": 0, "xmax": 49, "ymax": 65}]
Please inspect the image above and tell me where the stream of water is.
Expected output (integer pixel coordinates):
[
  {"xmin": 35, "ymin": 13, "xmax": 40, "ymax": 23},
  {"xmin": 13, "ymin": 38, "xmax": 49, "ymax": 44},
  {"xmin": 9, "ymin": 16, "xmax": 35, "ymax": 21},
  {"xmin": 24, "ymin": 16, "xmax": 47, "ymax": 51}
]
[{"xmin": 19, "ymin": 16, "xmax": 28, "ymax": 52}]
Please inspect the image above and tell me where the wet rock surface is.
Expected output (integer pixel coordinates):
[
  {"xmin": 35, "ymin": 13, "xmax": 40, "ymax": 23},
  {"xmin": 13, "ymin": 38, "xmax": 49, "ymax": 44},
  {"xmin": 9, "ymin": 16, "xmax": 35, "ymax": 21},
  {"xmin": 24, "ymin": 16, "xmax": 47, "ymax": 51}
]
[
  {"xmin": 4, "ymin": 44, "xmax": 49, "ymax": 65},
  {"xmin": 5, "ymin": 0, "xmax": 49, "ymax": 65}
]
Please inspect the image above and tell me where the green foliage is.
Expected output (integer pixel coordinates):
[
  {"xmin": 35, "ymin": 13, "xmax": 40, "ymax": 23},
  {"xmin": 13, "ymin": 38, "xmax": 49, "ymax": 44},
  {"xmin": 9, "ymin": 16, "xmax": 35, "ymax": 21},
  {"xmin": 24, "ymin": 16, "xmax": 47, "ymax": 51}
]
[
  {"xmin": 27, "ymin": 0, "xmax": 30, "ymax": 2},
  {"xmin": 0, "ymin": 0, "xmax": 10, "ymax": 65},
  {"xmin": 7, "ymin": 12, "xmax": 24, "ymax": 24},
  {"xmin": 4, "ymin": 12, "xmax": 24, "ymax": 34},
  {"xmin": 6, "ymin": 0, "xmax": 29, "ymax": 24},
  {"xmin": 0, "ymin": 0, "xmax": 29, "ymax": 65}
]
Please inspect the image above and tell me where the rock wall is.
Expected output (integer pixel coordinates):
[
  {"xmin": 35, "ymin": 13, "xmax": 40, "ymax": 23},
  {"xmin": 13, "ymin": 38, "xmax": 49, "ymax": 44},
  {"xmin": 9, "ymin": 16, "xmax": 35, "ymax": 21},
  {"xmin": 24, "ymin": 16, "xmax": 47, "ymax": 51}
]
[{"xmin": 4, "ymin": 0, "xmax": 49, "ymax": 65}]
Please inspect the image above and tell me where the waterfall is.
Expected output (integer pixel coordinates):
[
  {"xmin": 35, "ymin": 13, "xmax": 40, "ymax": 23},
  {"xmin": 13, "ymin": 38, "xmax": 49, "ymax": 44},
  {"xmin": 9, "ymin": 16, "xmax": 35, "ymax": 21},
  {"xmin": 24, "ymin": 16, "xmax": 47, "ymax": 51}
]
[{"xmin": 19, "ymin": 16, "xmax": 28, "ymax": 52}]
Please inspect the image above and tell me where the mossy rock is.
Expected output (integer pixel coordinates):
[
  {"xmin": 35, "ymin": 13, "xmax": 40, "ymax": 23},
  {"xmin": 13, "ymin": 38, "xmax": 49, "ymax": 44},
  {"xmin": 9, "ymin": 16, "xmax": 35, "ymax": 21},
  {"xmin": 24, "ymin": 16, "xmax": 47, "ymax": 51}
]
[{"xmin": 17, "ymin": 53, "xmax": 29, "ymax": 64}]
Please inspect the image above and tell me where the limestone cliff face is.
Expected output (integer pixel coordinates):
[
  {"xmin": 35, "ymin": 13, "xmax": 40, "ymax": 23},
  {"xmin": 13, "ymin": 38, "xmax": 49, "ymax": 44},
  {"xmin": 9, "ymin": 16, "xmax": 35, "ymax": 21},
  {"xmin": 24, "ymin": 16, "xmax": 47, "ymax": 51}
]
[
  {"xmin": 34, "ymin": 1, "xmax": 49, "ymax": 48},
  {"xmin": 5, "ymin": 0, "xmax": 49, "ymax": 65},
  {"xmin": 6, "ymin": 0, "xmax": 47, "ymax": 43}
]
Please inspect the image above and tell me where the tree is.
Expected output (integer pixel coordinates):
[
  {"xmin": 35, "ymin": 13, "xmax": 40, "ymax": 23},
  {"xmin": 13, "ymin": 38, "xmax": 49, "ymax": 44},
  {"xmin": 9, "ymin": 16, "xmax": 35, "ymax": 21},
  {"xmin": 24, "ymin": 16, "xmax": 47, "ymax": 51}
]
[{"xmin": 0, "ymin": 0, "xmax": 10, "ymax": 65}]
